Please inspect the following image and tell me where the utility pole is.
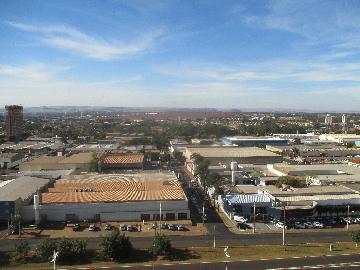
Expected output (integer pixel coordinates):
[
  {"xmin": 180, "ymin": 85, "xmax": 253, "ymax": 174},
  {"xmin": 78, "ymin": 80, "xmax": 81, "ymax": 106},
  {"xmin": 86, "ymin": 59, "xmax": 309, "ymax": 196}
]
[
  {"xmin": 282, "ymin": 204, "xmax": 286, "ymax": 246},
  {"xmin": 159, "ymin": 201, "xmax": 162, "ymax": 234},
  {"xmin": 253, "ymin": 201, "xmax": 256, "ymax": 234},
  {"xmin": 213, "ymin": 225, "xmax": 216, "ymax": 248},
  {"xmin": 347, "ymin": 204, "xmax": 350, "ymax": 231}
]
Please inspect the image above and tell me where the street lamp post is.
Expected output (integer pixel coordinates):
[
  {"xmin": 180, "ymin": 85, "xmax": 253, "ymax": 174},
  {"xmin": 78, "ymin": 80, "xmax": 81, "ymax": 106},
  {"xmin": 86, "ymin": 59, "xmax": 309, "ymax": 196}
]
[
  {"xmin": 347, "ymin": 204, "xmax": 350, "ymax": 231},
  {"xmin": 213, "ymin": 225, "xmax": 216, "ymax": 248},
  {"xmin": 224, "ymin": 246, "xmax": 230, "ymax": 270},
  {"xmin": 159, "ymin": 201, "xmax": 162, "ymax": 234},
  {"xmin": 253, "ymin": 201, "xmax": 256, "ymax": 234},
  {"xmin": 50, "ymin": 250, "xmax": 58, "ymax": 270},
  {"xmin": 282, "ymin": 204, "xmax": 286, "ymax": 246}
]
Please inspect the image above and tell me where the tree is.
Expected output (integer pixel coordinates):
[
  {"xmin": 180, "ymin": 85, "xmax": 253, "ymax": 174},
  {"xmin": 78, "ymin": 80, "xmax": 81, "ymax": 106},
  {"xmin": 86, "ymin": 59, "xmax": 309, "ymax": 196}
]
[
  {"xmin": 275, "ymin": 176, "xmax": 306, "ymax": 188},
  {"xmin": 35, "ymin": 239, "xmax": 57, "ymax": 262},
  {"xmin": 13, "ymin": 240, "xmax": 30, "ymax": 263},
  {"xmin": 347, "ymin": 142, "xmax": 356, "ymax": 148},
  {"xmin": 350, "ymin": 230, "xmax": 360, "ymax": 247},
  {"xmin": 57, "ymin": 238, "xmax": 87, "ymax": 263},
  {"xmin": 194, "ymin": 159, "xmax": 210, "ymax": 187},
  {"xmin": 89, "ymin": 153, "xmax": 99, "ymax": 172},
  {"xmin": 151, "ymin": 234, "xmax": 171, "ymax": 256},
  {"xmin": 101, "ymin": 230, "xmax": 132, "ymax": 261},
  {"xmin": 173, "ymin": 151, "xmax": 186, "ymax": 163}
]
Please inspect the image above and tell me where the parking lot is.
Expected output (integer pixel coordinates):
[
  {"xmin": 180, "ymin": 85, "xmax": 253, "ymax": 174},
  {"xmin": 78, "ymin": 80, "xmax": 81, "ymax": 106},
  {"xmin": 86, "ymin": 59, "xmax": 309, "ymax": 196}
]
[
  {"xmin": 5, "ymin": 220, "xmax": 208, "ymax": 239},
  {"xmin": 226, "ymin": 215, "xmax": 360, "ymax": 234}
]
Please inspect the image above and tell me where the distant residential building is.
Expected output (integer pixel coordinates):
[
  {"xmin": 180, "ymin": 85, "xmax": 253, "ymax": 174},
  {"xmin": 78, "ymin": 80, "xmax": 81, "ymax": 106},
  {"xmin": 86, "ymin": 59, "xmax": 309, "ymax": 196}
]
[
  {"xmin": 324, "ymin": 114, "xmax": 332, "ymax": 126},
  {"xmin": 5, "ymin": 105, "xmax": 24, "ymax": 139}
]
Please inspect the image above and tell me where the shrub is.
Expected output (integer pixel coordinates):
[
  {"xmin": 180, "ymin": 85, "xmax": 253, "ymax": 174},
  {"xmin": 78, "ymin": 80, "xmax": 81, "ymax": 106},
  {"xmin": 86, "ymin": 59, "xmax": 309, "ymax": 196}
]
[
  {"xmin": 35, "ymin": 239, "xmax": 58, "ymax": 262},
  {"xmin": 57, "ymin": 238, "xmax": 87, "ymax": 263},
  {"xmin": 151, "ymin": 234, "xmax": 171, "ymax": 256},
  {"xmin": 101, "ymin": 230, "xmax": 132, "ymax": 261}
]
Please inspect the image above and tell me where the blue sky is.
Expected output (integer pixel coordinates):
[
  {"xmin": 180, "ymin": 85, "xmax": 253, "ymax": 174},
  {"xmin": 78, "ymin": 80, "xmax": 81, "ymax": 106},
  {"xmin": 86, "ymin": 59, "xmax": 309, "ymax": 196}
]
[{"xmin": 1, "ymin": 0, "xmax": 360, "ymax": 111}]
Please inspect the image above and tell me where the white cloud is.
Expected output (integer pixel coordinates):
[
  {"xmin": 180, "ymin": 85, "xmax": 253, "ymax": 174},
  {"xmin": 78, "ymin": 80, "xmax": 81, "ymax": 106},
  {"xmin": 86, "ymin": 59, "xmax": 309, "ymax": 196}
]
[{"xmin": 7, "ymin": 21, "xmax": 164, "ymax": 60}]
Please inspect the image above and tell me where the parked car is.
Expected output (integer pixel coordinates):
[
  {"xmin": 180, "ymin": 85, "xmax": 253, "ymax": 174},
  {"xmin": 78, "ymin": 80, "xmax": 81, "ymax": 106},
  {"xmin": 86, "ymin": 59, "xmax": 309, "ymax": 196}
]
[
  {"xmin": 127, "ymin": 225, "xmax": 137, "ymax": 232},
  {"xmin": 237, "ymin": 223, "xmax": 251, "ymax": 230},
  {"xmin": 276, "ymin": 222, "xmax": 287, "ymax": 229},
  {"xmin": 88, "ymin": 224, "xmax": 96, "ymax": 231},
  {"xmin": 73, "ymin": 223, "xmax": 81, "ymax": 231},
  {"xmin": 104, "ymin": 224, "xmax": 113, "ymax": 230},
  {"xmin": 234, "ymin": 215, "xmax": 248, "ymax": 223},
  {"xmin": 312, "ymin": 221, "xmax": 324, "ymax": 228},
  {"xmin": 304, "ymin": 222, "xmax": 314, "ymax": 229},
  {"xmin": 119, "ymin": 224, "xmax": 127, "ymax": 231},
  {"xmin": 177, "ymin": 224, "xmax": 187, "ymax": 231},
  {"xmin": 160, "ymin": 223, "xmax": 168, "ymax": 230},
  {"xmin": 167, "ymin": 224, "xmax": 176, "ymax": 230},
  {"xmin": 294, "ymin": 222, "xmax": 306, "ymax": 229}
]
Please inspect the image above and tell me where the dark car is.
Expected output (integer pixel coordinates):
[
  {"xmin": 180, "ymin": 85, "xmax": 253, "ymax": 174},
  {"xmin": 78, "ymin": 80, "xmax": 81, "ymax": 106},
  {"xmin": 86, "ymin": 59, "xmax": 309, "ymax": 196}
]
[
  {"xmin": 127, "ymin": 225, "xmax": 137, "ymax": 232},
  {"xmin": 73, "ymin": 223, "xmax": 81, "ymax": 231},
  {"xmin": 160, "ymin": 223, "xmax": 168, "ymax": 230},
  {"xmin": 167, "ymin": 224, "xmax": 176, "ymax": 230},
  {"xmin": 237, "ymin": 223, "xmax": 251, "ymax": 230}
]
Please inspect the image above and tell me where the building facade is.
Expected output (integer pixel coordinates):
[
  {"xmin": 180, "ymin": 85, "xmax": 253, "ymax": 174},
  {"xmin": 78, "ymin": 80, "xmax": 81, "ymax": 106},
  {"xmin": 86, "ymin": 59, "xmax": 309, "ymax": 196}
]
[{"xmin": 5, "ymin": 105, "xmax": 24, "ymax": 139}]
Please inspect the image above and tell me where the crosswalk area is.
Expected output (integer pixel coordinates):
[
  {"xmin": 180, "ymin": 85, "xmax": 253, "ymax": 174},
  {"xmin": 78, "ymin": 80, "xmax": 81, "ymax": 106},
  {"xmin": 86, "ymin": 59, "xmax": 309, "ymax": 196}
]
[{"xmin": 268, "ymin": 261, "xmax": 360, "ymax": 269}]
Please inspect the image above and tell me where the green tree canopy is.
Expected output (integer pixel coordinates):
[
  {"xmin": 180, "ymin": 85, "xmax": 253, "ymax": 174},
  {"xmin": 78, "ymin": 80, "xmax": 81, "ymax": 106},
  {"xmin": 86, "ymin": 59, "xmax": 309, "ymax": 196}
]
[
  {"xmin": 275, "ymin": 176, "xmax": 306, "ymax": 188},
  {"xmin": 151, "ymin": 234, "xmax": 171, "ymax": 256},
  {"xmin": 101, "ymin": 230, "xmax": 133, "ymax": 261}
]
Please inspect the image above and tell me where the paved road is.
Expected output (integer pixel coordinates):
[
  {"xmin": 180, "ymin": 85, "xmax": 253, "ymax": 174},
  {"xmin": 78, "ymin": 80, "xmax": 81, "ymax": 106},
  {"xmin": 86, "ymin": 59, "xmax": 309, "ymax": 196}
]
[
  {"xmin": 0, "ymin": 224, "xmax": 351, "ymax": 251},
  {"xmin": 54, "ymin": 254, "xmax": 360, "ymax": 270}
]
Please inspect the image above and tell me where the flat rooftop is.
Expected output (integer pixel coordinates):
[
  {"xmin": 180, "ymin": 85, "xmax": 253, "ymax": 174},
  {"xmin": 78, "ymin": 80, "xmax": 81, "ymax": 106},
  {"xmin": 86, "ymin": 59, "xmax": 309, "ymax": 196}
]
[
  {"xmin": 0, "ymin": 176, "xmax": 50, "ymax": 202},
  {"xmin": 186, "ymin": 147, "xmax": 280, "ymax": 158},
  {"xmin": 235, "ymin": 185, "xmax": 355, "ymax": 197},
  {"xmin": 41, "ymin": 172, "xmax": 186, "ymax": 204}
]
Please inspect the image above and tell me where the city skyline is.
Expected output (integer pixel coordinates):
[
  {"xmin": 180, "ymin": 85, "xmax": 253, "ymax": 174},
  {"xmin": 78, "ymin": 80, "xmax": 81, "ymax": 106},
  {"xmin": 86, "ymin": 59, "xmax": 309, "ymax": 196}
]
[{"xmin": 1, "ymin": 0, "xmax": 360, "ymax": 110}]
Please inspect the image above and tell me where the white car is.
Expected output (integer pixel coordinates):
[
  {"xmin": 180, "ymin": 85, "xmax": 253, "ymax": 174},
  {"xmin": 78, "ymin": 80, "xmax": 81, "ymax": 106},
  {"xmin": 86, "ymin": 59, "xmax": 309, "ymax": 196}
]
[
  {"xmin": 312, "ymin": 221, "xmax": 324, "ymax": 228},
  {"xmin": 234, "ymin": 215, "xmax": 248, "ymax": 223},
  {"xmin": 304, "ymin": 222, "xmax": 314, "ymax": 228},
  {"xmin": 276, "ymin": 222, "xmax": 285, "ymax": 228}
]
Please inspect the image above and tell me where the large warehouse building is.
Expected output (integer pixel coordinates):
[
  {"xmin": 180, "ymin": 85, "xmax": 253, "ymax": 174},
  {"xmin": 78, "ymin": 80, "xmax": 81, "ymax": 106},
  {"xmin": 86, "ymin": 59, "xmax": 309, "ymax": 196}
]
[
  {"xmin": 22, "ymin": 172, "xmax": 190, "ymax": 223},
  {"xmin": 185, "ymin": 146, "xmax": 283, "ymax": 166}
]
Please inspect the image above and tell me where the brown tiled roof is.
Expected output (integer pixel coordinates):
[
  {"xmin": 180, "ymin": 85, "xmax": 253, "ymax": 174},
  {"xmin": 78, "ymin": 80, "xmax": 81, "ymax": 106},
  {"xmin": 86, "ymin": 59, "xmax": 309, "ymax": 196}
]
[
  {"xmin": 41, "ymin": 173, "xmax": 185, "ymax": 204},
  {"xmin": 101, "ymin": 154, "xmax": 144, "ymax": 165}
]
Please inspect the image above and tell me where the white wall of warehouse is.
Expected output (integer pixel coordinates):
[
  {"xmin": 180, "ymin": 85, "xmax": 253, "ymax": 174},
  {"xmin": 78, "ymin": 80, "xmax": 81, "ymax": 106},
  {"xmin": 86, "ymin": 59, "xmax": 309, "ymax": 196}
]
[{"xmin": 21, "ymin": 200, "xmax": 190, "ymax": 222}]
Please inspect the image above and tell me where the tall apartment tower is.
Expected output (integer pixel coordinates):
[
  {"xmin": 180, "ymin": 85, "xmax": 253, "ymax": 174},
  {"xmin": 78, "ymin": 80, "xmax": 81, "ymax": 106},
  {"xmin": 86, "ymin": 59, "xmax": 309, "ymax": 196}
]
[
  {"xmin": 324, "ymin": 114, "xmax": 332, "ymax": 126},
  {"xmin": 5, "ymin": 105, "xmax": 24, "ymax": 139},
  {"xmin": 342, "ymin": 114, "xmax": 347, "ymax": 133}
]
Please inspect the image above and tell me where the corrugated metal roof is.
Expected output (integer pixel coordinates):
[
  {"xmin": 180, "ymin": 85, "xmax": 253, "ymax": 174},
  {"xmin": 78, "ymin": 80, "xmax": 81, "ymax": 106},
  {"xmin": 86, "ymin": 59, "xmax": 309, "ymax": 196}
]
[{"xmin": 226, "ymin": 194, "xmax": 272, "ymax": 204}]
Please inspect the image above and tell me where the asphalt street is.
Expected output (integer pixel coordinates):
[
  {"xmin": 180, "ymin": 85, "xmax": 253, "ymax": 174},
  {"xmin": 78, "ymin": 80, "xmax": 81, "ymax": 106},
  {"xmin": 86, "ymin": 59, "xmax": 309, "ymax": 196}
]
[
  {"xmin": 53, "ymin": 254, "xmax": 360, "ymax": 270},
  {"xmin": 0, "ymin": 224, "xmax": 351, "ymax": 251}
]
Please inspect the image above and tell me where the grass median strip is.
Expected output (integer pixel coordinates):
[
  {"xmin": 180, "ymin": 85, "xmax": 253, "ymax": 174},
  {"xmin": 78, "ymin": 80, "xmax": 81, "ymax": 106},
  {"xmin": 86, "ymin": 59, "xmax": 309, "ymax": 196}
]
[{"xmin": 2, "ymin": 242, "xmax": 360, "ymax": 269}]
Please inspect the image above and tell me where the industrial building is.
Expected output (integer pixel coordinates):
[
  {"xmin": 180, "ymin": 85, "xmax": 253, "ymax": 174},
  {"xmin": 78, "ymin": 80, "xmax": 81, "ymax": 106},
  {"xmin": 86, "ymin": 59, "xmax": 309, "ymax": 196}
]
[
  {"xmin": 99, "ymin": 153, "xmax": 144, "ymax": 171},
  {"xmin": 21, "ymin": 172, "xmax": 190, "ymax": 223},
  {"xmin": 0, "ymin": 176, "xmax": 51, "ymax": 223},
  {"xmin": 262, "ymin": 163, "xmax": 360, "ymax": 185},
  {"xmin": 222, "ymin": 136, "xmax": 289, "ymax": 147},
  {"xmin": 319, "ymin": 134, "xmax": 360, "ymax": 145},
  {"xmin": 19, "ymin": 152, "xmax": 94, "ymax": 171},
  {"xmin": 266, "ymin": 144, "xmax": 360, "ymax": 162},
  {"xmin": 5, "ymin": 105, "xmax": 23, "ymax": 139},
  {"xmin": 221, "ymin": 185, "xmax": 360, "ymax": 221},
  {"xmin": 185, "ymin": 146, "xmax": 283, "ymax": 170}
]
